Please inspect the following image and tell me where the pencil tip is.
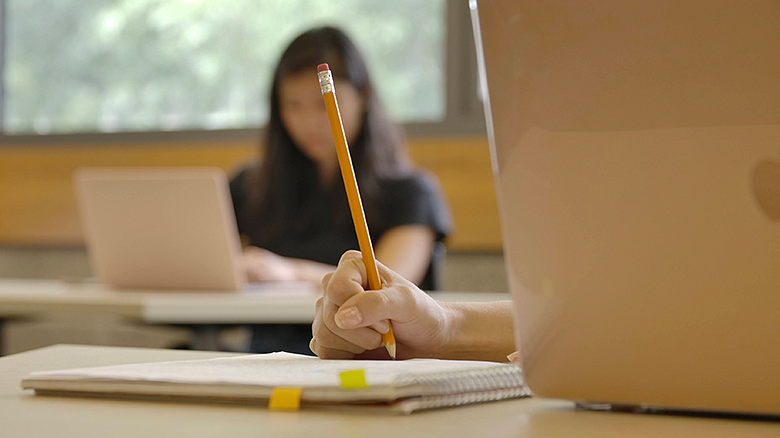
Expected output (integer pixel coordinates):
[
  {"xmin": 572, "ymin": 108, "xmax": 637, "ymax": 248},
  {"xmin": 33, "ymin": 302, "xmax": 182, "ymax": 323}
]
[{"xmin": 386, "ymin": 343, "xmax": 396, "ymax": 360}]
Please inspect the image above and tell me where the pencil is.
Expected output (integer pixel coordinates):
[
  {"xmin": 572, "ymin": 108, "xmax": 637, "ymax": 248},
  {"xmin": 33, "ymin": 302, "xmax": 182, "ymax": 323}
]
[{"xmin": 317, "ymin": 63, "xmax": 397, "ymax": 359}]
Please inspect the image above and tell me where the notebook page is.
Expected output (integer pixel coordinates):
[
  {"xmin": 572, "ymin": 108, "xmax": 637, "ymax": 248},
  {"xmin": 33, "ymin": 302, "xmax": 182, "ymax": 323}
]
[{"xmin": 30, "ymin": 352, "xmax": 505, "ymax": 388}]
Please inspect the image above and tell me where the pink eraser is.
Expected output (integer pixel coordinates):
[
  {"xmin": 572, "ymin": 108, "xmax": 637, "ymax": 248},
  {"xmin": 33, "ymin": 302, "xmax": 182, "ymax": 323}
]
[{"xmin": 317, "ymin": 63, "xmax": 329, "ymax": 72}]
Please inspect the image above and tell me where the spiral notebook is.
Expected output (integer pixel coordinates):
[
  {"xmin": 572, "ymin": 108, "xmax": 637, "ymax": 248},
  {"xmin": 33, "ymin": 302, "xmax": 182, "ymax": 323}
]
[{"xmin": 22, "ymin": 352, "xmax": 529, "ymax": 414}]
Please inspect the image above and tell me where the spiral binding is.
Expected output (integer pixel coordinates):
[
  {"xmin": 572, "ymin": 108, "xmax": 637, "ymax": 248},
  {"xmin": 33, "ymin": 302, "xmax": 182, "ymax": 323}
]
[{"xmin": 394, "ymin": 365, "xmax": 529, "ymax": 411}]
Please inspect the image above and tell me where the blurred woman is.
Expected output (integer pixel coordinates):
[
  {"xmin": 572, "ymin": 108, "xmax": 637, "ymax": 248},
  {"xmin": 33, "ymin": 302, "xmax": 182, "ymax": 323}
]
[{"xmin": 230, "ymin": 27, "xmax": 452, "ymax": 353}]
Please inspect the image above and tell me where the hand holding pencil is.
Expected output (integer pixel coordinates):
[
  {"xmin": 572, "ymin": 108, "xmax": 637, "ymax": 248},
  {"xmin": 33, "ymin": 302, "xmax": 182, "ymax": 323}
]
[
  {"xmin": 313, "ymin": 249, "xmax": 460, "ymax": 361},
  {"xmin": 317, "ymin": 63, "xmax": 397, "ymax": 359}
]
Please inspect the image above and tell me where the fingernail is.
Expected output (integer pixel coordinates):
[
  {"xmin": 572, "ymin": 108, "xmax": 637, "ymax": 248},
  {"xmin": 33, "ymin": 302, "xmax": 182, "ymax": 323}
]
[
  {"xmin": 374, "ymin": 321, "xmax": 390, "ymax": 334},
  {"xmin": 507, "ymin": 351, "xmax": 520, "ymax": 363},
  {"xmin": 335, "ymin": 306, "xmax": 362, "ymax": 328}
]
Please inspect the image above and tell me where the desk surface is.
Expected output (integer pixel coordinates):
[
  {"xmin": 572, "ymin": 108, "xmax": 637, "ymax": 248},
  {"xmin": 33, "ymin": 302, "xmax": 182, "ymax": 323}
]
[
  {"xmin": 2, "ymin": 345, "xmax": 778, "ymax": 438},
  {"xmin": 0, "ymin": 279, "xmax": 510, "ymax": 324}
]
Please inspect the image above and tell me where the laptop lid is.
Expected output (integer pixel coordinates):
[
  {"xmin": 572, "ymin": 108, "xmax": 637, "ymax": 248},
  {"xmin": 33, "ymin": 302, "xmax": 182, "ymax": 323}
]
[
  {"xmin": 75, "ymin": 167, "xmax": 246, "ymax": 291},
  {"xmin": 473, "ymin": 0, "xmax": 780, "ymax": 414}
]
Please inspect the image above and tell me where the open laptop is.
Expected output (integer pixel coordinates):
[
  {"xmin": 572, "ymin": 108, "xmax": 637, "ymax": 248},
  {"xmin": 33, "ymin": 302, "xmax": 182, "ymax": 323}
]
[
  {"xmin": 75, "ymin": 167, "xmax": 246, "ymax": 291},
  {"xmin": 472, "ymin": 0, "xmax": 780, "ymax": 415}
]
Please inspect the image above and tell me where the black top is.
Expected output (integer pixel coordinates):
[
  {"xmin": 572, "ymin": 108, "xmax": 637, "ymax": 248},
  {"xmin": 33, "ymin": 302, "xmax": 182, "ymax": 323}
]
[{"xmin": 229, "ymin": 164, "xmax": 452, "ymax": 289}]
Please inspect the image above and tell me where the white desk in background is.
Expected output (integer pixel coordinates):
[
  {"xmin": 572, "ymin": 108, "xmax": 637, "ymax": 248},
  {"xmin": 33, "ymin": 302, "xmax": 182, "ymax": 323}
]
[{"xmin": 0, "ymin": 279, "xmax": 510, "ymax": 352}]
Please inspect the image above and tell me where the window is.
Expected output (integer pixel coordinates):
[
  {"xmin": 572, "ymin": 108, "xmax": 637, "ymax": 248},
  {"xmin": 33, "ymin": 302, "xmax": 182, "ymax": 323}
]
[{"xmin": 0, "ymin": 0, "xmax": 482, "ymax": 137}]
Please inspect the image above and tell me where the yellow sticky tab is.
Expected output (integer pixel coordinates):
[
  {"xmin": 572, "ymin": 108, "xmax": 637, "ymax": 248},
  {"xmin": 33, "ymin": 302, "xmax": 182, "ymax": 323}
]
[
  {"xmin": 268, "ymin": 387, "xmax": 303, "ymax": 411},
  {"xmin": 340, "ymin": 369, "xmax": 369, "ymax": 389}
]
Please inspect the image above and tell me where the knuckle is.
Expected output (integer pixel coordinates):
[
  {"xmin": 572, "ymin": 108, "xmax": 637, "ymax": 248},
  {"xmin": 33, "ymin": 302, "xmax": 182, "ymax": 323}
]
[
  {"xmin": 314, "ymin": 327, "xmax": 335, "ymax": 346},
  {"xmin": 397, "ymin": 284, "xmax": 413, "ymax": 299},
  {"xmin": 364, "ymin": 290, "xmax": 388, "ymax": 312},
  {"xmin": 347, "ymin": 258, "xmax": 366, "ymax": 277},
  {"xmin": 321, "ymin": 273, "xmax": 333, "ymax": 290},
  {"xmin": 339, "ymin": 250, "xmax": 362, "ymax": 264},
  {"xmin": 397, "ymin": 284, "xmax": 419, "ymax": 306},
  {"xmin": 314, "ymin": 344, "xmax": 328, "ymax": 358},
  {"xmin": 312, "ymin": 311, "xmax": 322, "ymax": 331},
  {"xmin": 325, "ymin": 278, "xmax": 361, "ymax": 305},
  {"xmin": 324, "ymin": 275, "xmax": 346, "ymax": 297},
  {"xmin": 361, "ymin": 335, "xmax": 383, "ymax": 351},
  {"xmin": 323, "ymin": 307, "xmax": 340, "ymax": 332}
]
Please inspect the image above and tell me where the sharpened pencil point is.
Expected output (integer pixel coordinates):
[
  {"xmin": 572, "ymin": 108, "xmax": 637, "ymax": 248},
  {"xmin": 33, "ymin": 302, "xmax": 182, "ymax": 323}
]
[{"xmin": 387, "ymin": 343, "xmax": 397, "ymax": 360}]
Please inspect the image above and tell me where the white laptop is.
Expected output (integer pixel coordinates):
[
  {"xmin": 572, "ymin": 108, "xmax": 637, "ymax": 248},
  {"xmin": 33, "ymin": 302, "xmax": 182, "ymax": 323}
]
[
  {"xmin": 74, "ymin": 167, "xmax": 246, "ymax": 291},
  {"xmin": 474, "ymin": 0, "xmax": 780, "ymax": 415}
]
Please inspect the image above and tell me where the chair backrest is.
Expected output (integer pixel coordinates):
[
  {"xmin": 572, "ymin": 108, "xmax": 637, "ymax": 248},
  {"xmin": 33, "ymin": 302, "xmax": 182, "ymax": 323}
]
[{"xmin": 418, "ymin": 241, "xmax": 447, "ymax": 291}]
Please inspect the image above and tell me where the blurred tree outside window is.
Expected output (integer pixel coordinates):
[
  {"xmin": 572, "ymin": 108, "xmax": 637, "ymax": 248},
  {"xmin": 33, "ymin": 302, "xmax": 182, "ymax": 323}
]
[{"xmin": 3, "ymin": 0, "xmax": 445, "ymax": 134}]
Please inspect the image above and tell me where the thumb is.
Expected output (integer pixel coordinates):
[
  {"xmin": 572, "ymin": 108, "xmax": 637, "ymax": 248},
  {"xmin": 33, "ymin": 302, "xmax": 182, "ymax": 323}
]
[{"xmin": 333, "ymin": 285, "xmax": 412, "ymax": 330}]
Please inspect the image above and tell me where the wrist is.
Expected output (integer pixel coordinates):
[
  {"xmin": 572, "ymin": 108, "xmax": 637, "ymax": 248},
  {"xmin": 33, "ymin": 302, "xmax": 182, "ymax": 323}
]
[
  {"xmin": 438, "ymin": 302, "xmax": 479, "ymax": 359},
  {"xmin": 289, "ymin": 259, "xmax": 304, "ymax": 282},
  {"xmin": 436, "ymin": 301, "xmax": 516, "ymax": 362},
  {"xmin": 437, "ymin": 302, "xmax": 464, "ymax": 357}
]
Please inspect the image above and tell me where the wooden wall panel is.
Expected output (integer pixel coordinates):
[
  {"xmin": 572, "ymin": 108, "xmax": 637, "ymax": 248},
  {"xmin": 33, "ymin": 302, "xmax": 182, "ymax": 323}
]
[{"xmin": 0, "ymin": 137, "xmax": 502, "ymax": 250}]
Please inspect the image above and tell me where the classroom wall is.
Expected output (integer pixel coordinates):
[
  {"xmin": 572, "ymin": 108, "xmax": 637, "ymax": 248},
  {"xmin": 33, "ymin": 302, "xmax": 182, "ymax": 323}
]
[
  {"xmin": 0, "ymin": 136, "xmax": 502, "ymax": 251},
  {"xmin": 0, "ymin": 136, "xmax": 509, "ymax": 355}
]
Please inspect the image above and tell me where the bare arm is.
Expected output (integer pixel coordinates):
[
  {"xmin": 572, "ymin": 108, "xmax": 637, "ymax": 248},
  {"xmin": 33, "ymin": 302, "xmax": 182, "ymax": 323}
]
[
  {"xmin": 297, "ymin": 224, "xmax": 436, "ymax": 283},
  {"xmin": 374, "ymin": 225, "xmax": 436, "ymax": 285},
  {"xmin": 290, "ymin": 258, "xmax": 336, "ymax": 282},
  {"xmin": 243, "ymin": 247, "xmax": 333, "ymax": 283},
  {"xmin": 438, "ymin": 301, "xmax": 516, "ymax": 362},
  {"xmin": 244, "ymin": 224, "xmax": 436, "ymax": 284}
]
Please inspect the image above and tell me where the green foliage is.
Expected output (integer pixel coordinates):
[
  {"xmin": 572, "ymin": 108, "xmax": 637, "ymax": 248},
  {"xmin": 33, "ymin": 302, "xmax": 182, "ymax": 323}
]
[{"xmin": 5, "ymin": 0, "xmax": 444, "ymax": 134}]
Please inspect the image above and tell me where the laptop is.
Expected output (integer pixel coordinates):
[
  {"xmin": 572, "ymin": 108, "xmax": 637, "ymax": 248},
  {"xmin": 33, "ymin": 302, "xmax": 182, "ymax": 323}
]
[
  {"xmin": 75, "ymin": 167, "xmax": 246, "ymax": 291},
  {"xmin": 472, "ymin": 0, "xmax": 780, "ymax": 415}
]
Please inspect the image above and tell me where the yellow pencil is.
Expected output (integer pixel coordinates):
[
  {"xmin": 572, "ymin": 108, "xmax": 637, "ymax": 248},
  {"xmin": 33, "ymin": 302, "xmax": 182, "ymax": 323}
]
[{"xmin": 317, "ymin": 63, "xmax": 397, "ymax": 359}]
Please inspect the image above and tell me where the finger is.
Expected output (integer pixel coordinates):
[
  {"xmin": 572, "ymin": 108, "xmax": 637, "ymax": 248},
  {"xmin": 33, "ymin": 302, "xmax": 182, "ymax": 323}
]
[
  {"xmin": 322, "ymin": 300, "xmax": 383, "ymax": 351},
  {"xmin": 325, "ymin": 252, "xmax": 368, "ymax": 306},
  {"xmin": 312, "ymin": 340, "xmax": 357, "ymax": 360},
  {"xmin": 312, "ymin": 296, "xmax": 324, "ymax": 337},
  {"xmin": 246, "ymin": 268, "xmax": 264, "ymax": 283},
  {"xmin": 354, "ymin": 348, "xmax": 394, "ymax": 360},
  {"xmin": 320, "ymin": 297, "xmax": 388, "ymax": 337},
  {"xmin": 338, "ymin": 250, "xmax": 367, "ymax": 275},
  {"xmin": 334, "ymin": 284, "xmax": 419, "ymax": 329},
  {"xmin": 321, "ymin": 272, "xmax": 334, "ymax": 292},
  {"xmin": 327, "ymin": 251, "xmax": 406, "ymax": 306},
  {"xmin": 375, "ymin": 260, "xmax": 402, "ymax": 286},
  {"xmin": 369, "ymin": 320, "xmax": 390, "ymax": 334},
  {"xmin": 340, "ymin": 251, "xmax": 399, "ymax": 287},
  {"xmin": 312, "ymin": 319, "xmax": 366, "ymax": 355},
  {"xmin": 249, "ymin": 266, "xmax": 271, "ymax": 282}
]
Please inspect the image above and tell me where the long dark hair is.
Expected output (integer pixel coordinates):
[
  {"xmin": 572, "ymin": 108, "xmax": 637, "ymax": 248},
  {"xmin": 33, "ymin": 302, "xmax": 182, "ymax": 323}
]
[{"xmin": 246, "ymin": 26, "xmax": 411, "ymax": 238}]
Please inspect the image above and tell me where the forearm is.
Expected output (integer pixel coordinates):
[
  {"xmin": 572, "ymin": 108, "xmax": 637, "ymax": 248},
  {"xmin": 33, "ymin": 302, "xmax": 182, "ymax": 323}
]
[
  {"xmin": 439, "ymin": 300, "xmax": 516, "ymax": 362},
  {"xmin": 375, "ymin": 225, "xmax": 436, "ymax": 285},
  {"xmin": 292, "ymin": 258, "xmax": 337, "ymax": 282}
]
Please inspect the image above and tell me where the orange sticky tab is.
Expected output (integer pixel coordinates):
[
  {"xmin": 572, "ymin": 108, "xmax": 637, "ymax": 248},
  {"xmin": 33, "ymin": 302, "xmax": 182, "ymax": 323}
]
[
  {"xmin": 268, "ymin": 387, "xmax": 303, "ymax": 411},
  {"xmin": 339, "ymin": 369, "xmax": 369, "ymax": 389}
]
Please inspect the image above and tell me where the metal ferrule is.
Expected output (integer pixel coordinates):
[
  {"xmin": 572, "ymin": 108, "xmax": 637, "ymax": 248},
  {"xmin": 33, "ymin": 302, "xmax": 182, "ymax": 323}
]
[{"xmin": 318, "ymin": 70, "xmax": 334, "ymax": 95}]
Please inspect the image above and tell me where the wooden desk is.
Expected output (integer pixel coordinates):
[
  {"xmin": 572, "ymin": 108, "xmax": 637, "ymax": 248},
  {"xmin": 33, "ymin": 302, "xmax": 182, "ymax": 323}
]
[{"xmin": 2, "ymin": 345, "xmax": 777, "ymax": 438}]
